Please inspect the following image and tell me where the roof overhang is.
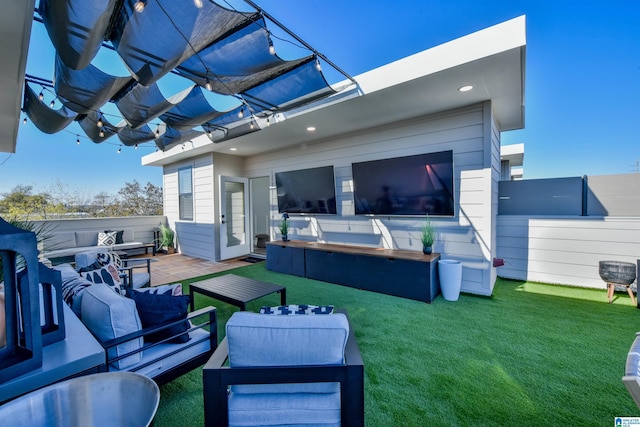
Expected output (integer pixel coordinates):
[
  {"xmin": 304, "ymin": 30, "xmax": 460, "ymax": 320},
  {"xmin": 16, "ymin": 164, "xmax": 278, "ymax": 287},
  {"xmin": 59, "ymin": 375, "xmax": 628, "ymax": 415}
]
[
  {"xmin": 0, "ymin": 0, "xmax": 36, "ymax": 153},
  {"xmin": 501, "ymin": 143, "xmax": 525, "ymax": 167},
  {"xmin": 143, "ymin": 15, "xmax": 526, "ymax": 166}
]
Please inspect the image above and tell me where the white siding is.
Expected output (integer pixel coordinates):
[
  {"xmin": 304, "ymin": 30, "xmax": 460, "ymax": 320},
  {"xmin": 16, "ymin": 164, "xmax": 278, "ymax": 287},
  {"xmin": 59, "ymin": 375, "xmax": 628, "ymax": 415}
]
[
  {"xmin": 163, "ymin": 154, "xmax": 216, "ymax": 260},
  {"xmin": 496, "ymin": 216, "xmax": 640, "ymax": 288},
  {"xmin": 244, "ymin": 103, "xmax": 499, "ymax": 295}
]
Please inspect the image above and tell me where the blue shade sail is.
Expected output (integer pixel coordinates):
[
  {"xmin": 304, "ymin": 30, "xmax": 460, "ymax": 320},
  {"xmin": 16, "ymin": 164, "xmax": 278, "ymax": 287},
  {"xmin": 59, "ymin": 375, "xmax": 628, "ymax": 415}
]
[
  {"xmin": 115, "ymin": 83, "xmax": 192, "ymax": 129},
  {"xmin": 242, "ymin": 58, "xmax": 334, "ymax": 112},
  {"xmin": 23, "ymin": 84, "xmax": 78, "ymax": 134},
  {"xmin": 27, "ymin": 0, "xmax": 348, "ymax": 148},
  {"xmin": 159, "ymin": 86, "xmax": 230, "ymax": 130},
  {"xmin": 117, "ymin": 124, "xmax": 157, "ymax": 146},
  {"xmin": 154, "ymin": 127, "xmax": 203, "ymax": 151},
  {"xmin": 54, "ymin": 55, "xmax": 133, "ymax": 114},
  {"xmin": 175, "ymin": 16, "xmax": 310, "ymax": 95},
  {"xmin": 110, "ymin": 0, "xmax": 257, "ymax": 86},
  {"xmin": 39, "ymin": 0, "xmax": 119, "ymax": 70}
]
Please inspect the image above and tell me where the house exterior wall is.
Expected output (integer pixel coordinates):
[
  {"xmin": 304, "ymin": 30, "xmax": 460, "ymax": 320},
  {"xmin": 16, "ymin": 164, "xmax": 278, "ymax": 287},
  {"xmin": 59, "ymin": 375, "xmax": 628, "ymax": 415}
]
[
  {"xmin": 244, "ymin": 102, "xmax": 501, "ymax": 296},
  {"xmin": 163, "ymin": 154, "xmax": 217, "ymax": 260}
]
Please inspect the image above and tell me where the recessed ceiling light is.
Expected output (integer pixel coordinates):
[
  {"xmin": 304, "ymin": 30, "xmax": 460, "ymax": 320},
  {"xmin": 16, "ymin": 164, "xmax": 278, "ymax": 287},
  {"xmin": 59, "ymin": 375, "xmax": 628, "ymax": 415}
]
[
  {"xmin": 230, "ymin": 147, "xmax": 237, "ymax": 151},
  {"xmin": 306, "ymin": 126, "xmax": 316, "ymax": 132},
  {"xmin": 458, "ymin": 85, "xmax": 474, "ymax": 92}
]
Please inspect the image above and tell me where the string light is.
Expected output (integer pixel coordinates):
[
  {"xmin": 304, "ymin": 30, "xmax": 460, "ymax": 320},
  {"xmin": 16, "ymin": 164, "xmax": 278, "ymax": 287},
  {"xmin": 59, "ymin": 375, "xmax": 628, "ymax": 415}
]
[
  {"xmin": 99, "ymin": 128, "xmax": 105, "ymax": 138},
  {"xmin": 205, "ymin": 78, "xmax": 212, "ymax": 91},
  {"xmin": 134, "ymin": 1, "xmax": 146, "ymax": 13},
  {"xmin": 155, "ymin": 127, "xmax": 161, "ymax": 139},
  {"xmin": 194, "ymin": 0, "xmax": 203, "ymax": 8},
  {"xmin": 117, "ymin": 146, "xmax": 122, "ymax": 154},
  {"xmin": 134, "ymin": 144, "xmax": 139, "ymax": 150},
  {"xmin": 49, "ymin": 100, "xmax": 55, "ymax": 108},
  {"xmin": 268, "ymin": 41, "xmax": 275, "ymax": 55},
  {"xmin": 38, "ymin": 92, "xmax": 44, "ymax": 101},
  {"xmin": 76, "ymin": 135, "xmax": 80, "ymax": 145},
  {"xmin": 315, "ymin": 58, "xmax": 322, "ymax": 72},
  {"xmin": 96, "ymin": 113, "xmax": 103, "ymax": 128},
  {"xmin": 22, "ymin": 117, "xmax": 27, "ymax": 125},
  {"xmin": 238, "ymin": 109, "xmax": 244, "ymax": 118}
]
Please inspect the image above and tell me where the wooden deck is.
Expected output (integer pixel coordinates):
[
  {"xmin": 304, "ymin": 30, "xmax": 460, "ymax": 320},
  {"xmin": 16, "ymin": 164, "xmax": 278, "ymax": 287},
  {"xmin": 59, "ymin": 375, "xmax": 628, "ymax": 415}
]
[{"xmin": 143, "ymin": 252, "xmax": 258, "ymax": 287}]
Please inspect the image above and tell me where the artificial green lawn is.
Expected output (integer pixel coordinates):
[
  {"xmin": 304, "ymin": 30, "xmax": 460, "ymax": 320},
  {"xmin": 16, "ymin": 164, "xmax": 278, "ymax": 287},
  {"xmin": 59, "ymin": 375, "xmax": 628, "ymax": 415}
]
[{"xmin": 154, "ymin": 263, "xmax": 640, "ymax": 426}]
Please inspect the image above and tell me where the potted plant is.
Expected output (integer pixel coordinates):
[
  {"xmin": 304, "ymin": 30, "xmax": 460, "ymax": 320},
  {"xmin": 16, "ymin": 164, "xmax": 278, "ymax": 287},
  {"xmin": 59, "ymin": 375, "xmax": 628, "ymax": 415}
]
[
  {"xmin": 279, "ymin": 219, "xmax": 289, "ymax": 242},
  {"xmin": 421, "ymin": 216, "xmax": 435, "ymax": 254},
  {"xmin": 158, "ymin": 223, "xmax": 175, "ymax": 254}
]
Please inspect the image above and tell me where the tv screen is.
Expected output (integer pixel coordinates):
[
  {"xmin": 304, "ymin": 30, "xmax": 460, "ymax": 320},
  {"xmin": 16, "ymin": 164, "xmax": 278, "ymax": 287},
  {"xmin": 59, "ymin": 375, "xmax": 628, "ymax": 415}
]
[
  {"xmin": 275, "ymin": 166, "xmax": 337, "ymax": 214},
  {"xmin": 352, "ymin": 150, "xmax": 454, "ymax": 216}
]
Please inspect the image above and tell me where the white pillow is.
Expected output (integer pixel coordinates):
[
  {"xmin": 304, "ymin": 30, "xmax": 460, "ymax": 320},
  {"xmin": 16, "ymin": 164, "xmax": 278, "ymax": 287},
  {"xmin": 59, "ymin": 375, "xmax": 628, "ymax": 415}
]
[
  {"xmin": 81, "ymin": 283, "xmax": 143, "ymax": 369},
  {"xmin": 98, "ymin": 231, "xmax": 117, "ymax": 246}
]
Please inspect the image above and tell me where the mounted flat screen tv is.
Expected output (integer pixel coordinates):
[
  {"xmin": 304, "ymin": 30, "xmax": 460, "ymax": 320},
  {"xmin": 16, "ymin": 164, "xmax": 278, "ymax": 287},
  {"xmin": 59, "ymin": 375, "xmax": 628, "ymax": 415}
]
[
  {"xmin": 352, "ymin": 150, "xmax": 454, "ymax": 216},
  {"xmin": 275, "ymin": 166, "xmax": 337, "ymax": 214}
]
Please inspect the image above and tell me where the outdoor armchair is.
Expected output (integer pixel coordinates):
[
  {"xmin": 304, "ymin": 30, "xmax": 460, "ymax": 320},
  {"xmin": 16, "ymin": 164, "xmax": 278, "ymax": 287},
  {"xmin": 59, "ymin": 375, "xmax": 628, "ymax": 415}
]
[{"xmin": 203, "ymin": 309, "xmax": 364, "ymax": 427}]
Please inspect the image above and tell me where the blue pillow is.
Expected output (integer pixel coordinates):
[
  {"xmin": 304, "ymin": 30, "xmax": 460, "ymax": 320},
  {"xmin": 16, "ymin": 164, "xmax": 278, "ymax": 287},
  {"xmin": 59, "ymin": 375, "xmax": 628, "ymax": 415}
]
[
  {"xmin": 259, "ymin": 304, "xmax": 334, "ymax": 315},
  {"xmin": 130, "ymin": 290, "xmax": 191, "ymax": 344}
]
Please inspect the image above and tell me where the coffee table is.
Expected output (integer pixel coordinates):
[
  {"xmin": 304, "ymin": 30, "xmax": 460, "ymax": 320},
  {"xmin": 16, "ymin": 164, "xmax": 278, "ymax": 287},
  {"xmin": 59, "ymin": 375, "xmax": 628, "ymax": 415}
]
[{"xmin": 189, "ymin": 274, "xmax": 286, "ymax": 311}]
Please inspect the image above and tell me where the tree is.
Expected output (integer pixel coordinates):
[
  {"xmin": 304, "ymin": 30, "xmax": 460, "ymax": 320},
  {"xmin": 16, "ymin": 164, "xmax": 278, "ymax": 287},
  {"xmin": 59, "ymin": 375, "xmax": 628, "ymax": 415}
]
[
  {"xmin": 0, "ymin": 185, "xmax": 52, "ymax": 219},
  {"xmin": 117, "ymin": 180, "xmax": 163, "ymax": 216}
]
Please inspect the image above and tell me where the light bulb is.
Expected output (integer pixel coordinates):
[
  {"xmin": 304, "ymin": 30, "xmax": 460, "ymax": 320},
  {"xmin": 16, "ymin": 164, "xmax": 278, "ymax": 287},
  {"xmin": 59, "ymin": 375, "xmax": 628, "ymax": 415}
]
[
  {"xmin": 205, "ymin": 79, "xmax": 212, "ymax": 91},
  {"xmin": 49, "ymin": 100, "xmax": 55, "ymax": 108},
  {"xmin": 315, "ymin": 59, "xmax": 322, "ymax": 72},
  {"xmin": 96, "ymin": 116, "xmax": 103, "ymax": 128},
  {"xmin": 99, "ymin": 128, "xmax": 105, "ymax": 138},
  {"xmin": 76, "ymin": 137, "xmax": 80, "ymax": 145},
  {"xmin": 194, "ymin": 0, "xmax": 203, "ymax": 8},
  {"xmin": 134, "ymin": 1, "xmax": 145, "ymax": 12},
  {"xmin": 134, "ymin": 144, "xmax": 138, "ymax": 150},
  {"xmin": 22, "ymin": 117, "xmax": 27, "ymax": 124},
  {"xmin": 155, "ymin": 128, "xmax": 160, "ymax": 139},
  {"xmin": 238, "ymin": 109, "xmax": 244, "ymax": 118},
  {"xmin": 268, "ymin": 44, "xmax": 275, "ymax": 55},
  {"xmin": 38, "ymin": 92, "xmax": 44, "ymax": 101},
  {"xmin": 117, "ymin": 147, "xmax": 122, "ymax": 154}
]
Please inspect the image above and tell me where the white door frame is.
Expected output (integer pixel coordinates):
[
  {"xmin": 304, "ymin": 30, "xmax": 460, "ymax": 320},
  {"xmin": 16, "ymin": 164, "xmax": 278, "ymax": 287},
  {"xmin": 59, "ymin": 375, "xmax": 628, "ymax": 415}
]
[{"xmin": 219, "ymin": 175, "xmax": 250, "ymax": 260}]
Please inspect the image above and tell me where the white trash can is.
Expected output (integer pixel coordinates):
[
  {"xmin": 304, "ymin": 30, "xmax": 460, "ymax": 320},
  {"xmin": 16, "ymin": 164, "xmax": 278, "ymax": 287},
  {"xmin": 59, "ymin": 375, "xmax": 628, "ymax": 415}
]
[{"xmin": 438, "ymin": 259, "xmax": 462, "ymax": 301}]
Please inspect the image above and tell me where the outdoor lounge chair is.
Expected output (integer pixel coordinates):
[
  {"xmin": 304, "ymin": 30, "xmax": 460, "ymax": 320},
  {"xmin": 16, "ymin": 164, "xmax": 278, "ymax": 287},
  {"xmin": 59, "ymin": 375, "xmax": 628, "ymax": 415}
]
[
  {"xmin": 623, "ymin": 332, "xmax": 640, "ymax": 408},
  {"xmin": 202, "ymin": 309, "xmax": 364, "ymax": 427}
]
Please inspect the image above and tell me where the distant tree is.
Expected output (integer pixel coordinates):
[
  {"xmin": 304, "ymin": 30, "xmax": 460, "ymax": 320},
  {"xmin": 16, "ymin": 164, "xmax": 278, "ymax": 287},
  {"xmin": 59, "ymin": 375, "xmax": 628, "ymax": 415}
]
[
  {"xmin": 0, "ymin": 185, "xmax": 52, "ymax": 219},
  {"xmin": 117, "ymin": 180, "xmax": 163, "ymax": 216}
]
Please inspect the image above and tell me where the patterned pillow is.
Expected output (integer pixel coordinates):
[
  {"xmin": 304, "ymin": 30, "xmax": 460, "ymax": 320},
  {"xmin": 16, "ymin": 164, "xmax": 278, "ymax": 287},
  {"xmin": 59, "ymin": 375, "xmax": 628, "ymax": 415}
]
[
  {"xmin": 259, "ymin": 304, "xmax": 334, "ymax": 315},
  {"xmin": 98, "ymin": 231, "xmax": 117, "ymax": 246},
  {"xmin": 79, "ymin": 262, "xmax": 123, "ymax": 295}
]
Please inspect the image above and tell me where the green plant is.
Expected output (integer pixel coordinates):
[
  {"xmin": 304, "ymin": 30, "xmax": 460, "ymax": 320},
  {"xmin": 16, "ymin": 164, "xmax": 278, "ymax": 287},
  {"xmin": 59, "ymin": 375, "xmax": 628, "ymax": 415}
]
[
  {"xmin": 279, "ymin": 219, "xmax": 288, "ymax": 236},
  {"xmin": 421, "ymin": 216, "xmax": 435, "ymax": 248},
  {"xmin": 158, "ymin": 223, "xmax": 175, "ymax": 248}
]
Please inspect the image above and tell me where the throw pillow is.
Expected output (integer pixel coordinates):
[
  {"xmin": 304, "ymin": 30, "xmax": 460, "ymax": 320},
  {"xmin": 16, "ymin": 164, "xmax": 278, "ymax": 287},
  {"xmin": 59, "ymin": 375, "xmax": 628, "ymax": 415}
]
[
  {"xmin": 259, "ymin": 304, "xmax": 334, "ymax": 315},
  {"xmin": 81, "ymin": 283, "xmax": 143, "ymax": 369},
  {"xmin": 104, "ymin": 229, "xmax": 125, "ymax": 245},
  {"xmin": 79, "ymin": 261, "xmax": 123, "ymax": 296},
  {"xmin": 130, "ymin": 290, "xmax": 191, "ymax": 344},
  {"xmin": 98, "ymin": 231, "xmax": 117, "ymax": 246}
]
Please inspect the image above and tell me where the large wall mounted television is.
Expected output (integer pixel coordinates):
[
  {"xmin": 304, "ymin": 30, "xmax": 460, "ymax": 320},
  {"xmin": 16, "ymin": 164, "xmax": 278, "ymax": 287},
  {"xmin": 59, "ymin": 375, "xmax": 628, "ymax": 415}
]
[
  {"xmin": 352, "ymin": 150, "xmax": 455, "ymax": 216},
  {"xmin": 275, "ymin": 166, "xmax": 337, "ymax": 214}
]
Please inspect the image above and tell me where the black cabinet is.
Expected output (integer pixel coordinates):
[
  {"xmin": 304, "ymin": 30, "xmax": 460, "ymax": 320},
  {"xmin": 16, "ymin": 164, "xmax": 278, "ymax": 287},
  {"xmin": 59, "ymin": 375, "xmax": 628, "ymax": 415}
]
[
  {"xmin": 266, "ymin": 241, "xmax": 440, "ymax": 303},
  {"xmin": 265, "ymin": 243, "xmax": 305, "ymax": 277}
]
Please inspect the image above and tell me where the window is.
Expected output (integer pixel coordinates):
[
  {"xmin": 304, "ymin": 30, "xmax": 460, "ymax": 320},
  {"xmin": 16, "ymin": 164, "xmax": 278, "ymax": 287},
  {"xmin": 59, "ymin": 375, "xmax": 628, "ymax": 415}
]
[{"xmin": 178, "ymin": 167, "xmax": 193, "ymax": 220}]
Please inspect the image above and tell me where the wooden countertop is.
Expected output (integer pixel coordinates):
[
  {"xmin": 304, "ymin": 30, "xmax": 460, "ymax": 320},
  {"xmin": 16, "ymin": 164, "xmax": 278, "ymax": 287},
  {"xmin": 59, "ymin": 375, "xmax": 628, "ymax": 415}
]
[{"xmin": 266, "ymin": 240, "xmax": 439, "ymax": 262}]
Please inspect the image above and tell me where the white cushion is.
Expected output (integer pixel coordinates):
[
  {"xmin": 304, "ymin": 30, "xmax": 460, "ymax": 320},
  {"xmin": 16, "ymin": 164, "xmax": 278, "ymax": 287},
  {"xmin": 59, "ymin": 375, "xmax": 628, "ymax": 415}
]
[
  {"xmin": 81, "ymin": 283, "xmax": 143, "ymax": 369},
  {"xmin": 226, "ymin": 312, "xmax": 348, "ymax": 395},
  {"xmin": 98, "ymin": 231, "xmax": 117, "ymax": 246}
]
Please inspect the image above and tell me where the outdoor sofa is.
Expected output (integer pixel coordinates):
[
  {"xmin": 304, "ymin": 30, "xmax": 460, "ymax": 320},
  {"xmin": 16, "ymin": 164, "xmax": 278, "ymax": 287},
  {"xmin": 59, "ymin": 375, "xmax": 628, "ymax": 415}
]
[
  {"xmin": 54, "ymin": 263, "xmax": 217, "ymax": 385},
  {"xmin": 41, "ymin": 228, "xmax": 154, "ymax": 261}
]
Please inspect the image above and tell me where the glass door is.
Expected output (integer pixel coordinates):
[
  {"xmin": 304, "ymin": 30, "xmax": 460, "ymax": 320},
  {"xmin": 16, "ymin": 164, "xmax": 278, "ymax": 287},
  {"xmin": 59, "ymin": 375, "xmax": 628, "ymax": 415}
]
[{"xmin": 219, "ymin": 176, "xmax": 250, "ymax": 260}]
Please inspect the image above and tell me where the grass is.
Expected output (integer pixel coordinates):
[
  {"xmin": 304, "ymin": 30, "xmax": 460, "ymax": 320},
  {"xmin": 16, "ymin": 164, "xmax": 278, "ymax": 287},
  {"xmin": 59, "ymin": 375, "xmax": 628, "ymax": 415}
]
[{"xmin": 153, "ymin": 263, "xmax": 640, "ymax": 426}]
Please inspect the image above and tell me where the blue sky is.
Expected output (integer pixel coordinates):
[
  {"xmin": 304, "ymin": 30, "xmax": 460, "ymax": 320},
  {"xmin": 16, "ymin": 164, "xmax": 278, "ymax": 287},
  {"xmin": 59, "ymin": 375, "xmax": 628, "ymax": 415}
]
[{"xmin": 2, "ymin": 0, "xmax": 638, "ymax": 198}]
